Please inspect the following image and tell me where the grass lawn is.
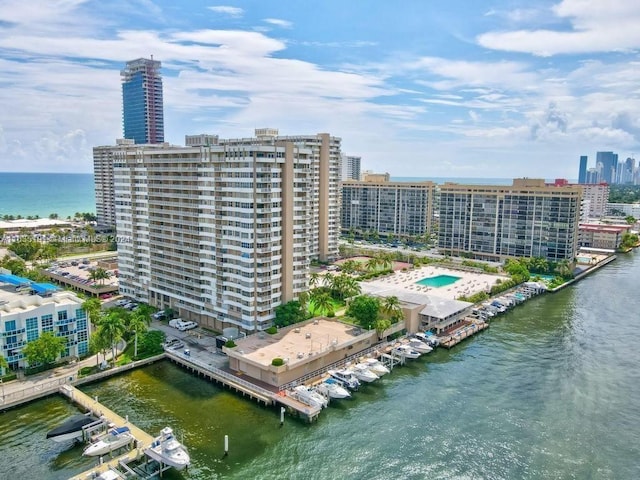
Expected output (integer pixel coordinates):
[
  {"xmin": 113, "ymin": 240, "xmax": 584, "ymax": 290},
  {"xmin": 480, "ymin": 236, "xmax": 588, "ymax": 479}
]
[{"xmin": 308, "ymin": 298, "xmax": 345, "ymax": 316}]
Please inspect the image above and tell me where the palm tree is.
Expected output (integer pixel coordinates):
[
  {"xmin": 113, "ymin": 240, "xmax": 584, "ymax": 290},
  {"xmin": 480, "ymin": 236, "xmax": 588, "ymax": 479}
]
[
  {"xmin": 82, "ymin": 297, "xmax": 103, "ymax": 327},
  {"xmin": 100, "ymin": 311, "xmax": 126, "ymax": 366},
  {"xmin": 341, "ymin": 276, "xmax": 362, "ymax": 300},
  {"xmin": 89, "ymin": 330, "xmax": 110, "ymax": 368},
  {"xmin": 127, "ymin": 307, "xmax": 152, "ymax": 358},
  {"xmin": 340, "ymin": 260, "xmax": 359, "ymax": 275},
  {"xmin": 89, "ymin": 267, "xmax": 111, "ymax": 285},
  {"xmin": 310, "ymin": 290, "xmax": 333, "ymax": 316},
  {"xmin": 365, "ymin": 256, "xmax": 380, "ymax": 273},
  {"xmin": 309, "ymin": 272, "xmax": 320, "ymax": 289},
  {"xmin": 0, "ymin": 354, "xmax": 8, "ymax": 374},
  {"xmin": 382, "ymin": 296, "xmax": 403, "ymax": 323},
  {"xmin": 377, "ymin": 252, "xmax": 394, "ymax": 271}
]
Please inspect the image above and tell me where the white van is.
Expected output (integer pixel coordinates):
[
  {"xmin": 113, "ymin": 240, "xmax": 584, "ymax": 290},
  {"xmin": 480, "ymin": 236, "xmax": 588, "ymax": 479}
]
[
  {"xmin": 169, "ymin": 318, "xmax": 183, "ymax": 328},
  {"xmin": 176, "ymin": 321, "xmax": 198, "ymax": 331}
]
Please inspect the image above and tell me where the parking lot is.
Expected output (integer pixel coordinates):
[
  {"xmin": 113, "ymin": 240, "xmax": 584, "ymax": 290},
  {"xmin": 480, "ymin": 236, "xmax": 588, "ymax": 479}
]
[{"xmin": 44, "ymin": 256, "xmax": 119, "ymax": 297}]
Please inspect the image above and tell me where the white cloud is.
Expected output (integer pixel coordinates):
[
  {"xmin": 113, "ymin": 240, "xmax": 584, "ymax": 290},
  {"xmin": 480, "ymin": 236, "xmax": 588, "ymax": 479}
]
[
  {"xmin": 478, "ymin": 0, "xmax": 640, "ymax": 56},
  {"xmin": 263, "ymin": 18, "xmax": 292, "ymax": 29},
  {"xmin": 207, "ymin": 5, "xmax": 244, "ymax": 17}
]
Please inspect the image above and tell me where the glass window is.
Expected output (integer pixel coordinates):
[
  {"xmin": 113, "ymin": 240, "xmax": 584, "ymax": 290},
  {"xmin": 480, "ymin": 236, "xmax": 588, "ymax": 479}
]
[
  {"xmin": 76, "ymin": 309, "xmax": 86, "ymax": 320},
  {"xmin": 26, "ymin": 317, "xmax": 38, "ymax": 330},
  {"xmin": 58, "ymin": 311, "xmax": 68, "ymax": 321},
  {"xmin": 4, "ymin": 320, "xmax": 16, "ymax": 332}
]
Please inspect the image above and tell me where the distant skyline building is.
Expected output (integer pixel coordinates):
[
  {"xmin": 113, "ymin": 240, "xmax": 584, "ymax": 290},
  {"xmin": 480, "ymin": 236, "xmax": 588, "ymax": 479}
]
[
  {"xmin": 121, "ymin": 57, "xmax": 164, "ymax": 144},
  {"xmin": 578, "ymin": 155, "xmax": 588, "ymax": 184},
  {"xmin": 340, "ymin": 154, "xmax": 361, "ymax": 181},
  {"xmin": 595, "ymin": 151, "xmax": 618, "ymax": 184}
]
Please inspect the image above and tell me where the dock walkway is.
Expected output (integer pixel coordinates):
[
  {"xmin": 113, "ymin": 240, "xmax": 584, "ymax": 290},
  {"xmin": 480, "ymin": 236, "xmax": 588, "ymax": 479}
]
[{"xmin": 60, "ymin": 385, "xmax": 154, "ymax": 480}]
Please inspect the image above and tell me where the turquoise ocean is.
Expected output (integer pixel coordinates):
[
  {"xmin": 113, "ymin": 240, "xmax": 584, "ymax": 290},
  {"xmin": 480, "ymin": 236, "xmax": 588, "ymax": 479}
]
[
  {"xmin": 0, "ymin": 172, "xmax": 95, "ymax": 219},
  {"xmin": 0, "ymin": 173, "xmax": 564, "ymax": 220}
]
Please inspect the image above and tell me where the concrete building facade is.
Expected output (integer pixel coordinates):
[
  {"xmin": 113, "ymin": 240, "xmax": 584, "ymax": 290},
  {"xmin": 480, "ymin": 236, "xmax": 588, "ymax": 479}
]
[
  {"xmin": 341, "ymin": 178, "xmax": 436, "ymax": 237},
  {"xmin": 109, "ymin": 130, "xmax": 341, "ymax": 332},
  {"xmin": 340, "ymin": 154, "xmax": 361, "ymax": 181},
  {"xmin": 438, "ymin": 179, "xmax": 582, "ymax": 263}
]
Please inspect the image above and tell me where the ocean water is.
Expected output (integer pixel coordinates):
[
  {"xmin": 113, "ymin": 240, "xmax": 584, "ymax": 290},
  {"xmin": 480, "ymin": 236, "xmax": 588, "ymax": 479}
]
[
  {"xmin": 0, "ymin": 172, "xmax": 95, "ymax": 219},
  {"xmin": 1, "ymin": 252, "xmax": 639, "ymax": 479}
]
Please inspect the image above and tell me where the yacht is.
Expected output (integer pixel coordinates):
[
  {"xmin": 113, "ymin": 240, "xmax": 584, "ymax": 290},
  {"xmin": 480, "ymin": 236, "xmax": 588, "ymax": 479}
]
[
  {"xmin": 362, "ymin": 358, "xmax": 391, "ymax": 376},
  {"xmin": 46, "ymin": 413, "xmax": 100, "ymax": 443},
  {"xmin": 392, "ymin": 344, "xmax": 421, "ymax": 359},
  {"xmin": 407, "ymin": 338, "xmax": 433, "ymax": 354},
  {"xmin": 315, "ymin": 378, "xmax": 351, "ymax": 399},
  {"xmin": 293, "ymin": 385, "xmax": 329, "ymax": 409},
  {"xmin": 414, "ymin": 332, "xmax": 440, "ymax": 348},
  {"xmin": 348, "ymin": 363, "xmax": 378, "ymax": 382},
  {"xmin": 328, "ymin": 369, "xmax": 360, "ymax": 390},
  {"xmin": 144, "ymin": 427, "xmax": 190, "ymax": 470},
  {"xmin": 83, "ymin": 426, "xmax": 134, "ymax": 457}
]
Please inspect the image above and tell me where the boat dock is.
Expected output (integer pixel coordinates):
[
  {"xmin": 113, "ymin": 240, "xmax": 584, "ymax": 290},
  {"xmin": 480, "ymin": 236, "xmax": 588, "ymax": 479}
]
[
  {"xmin": 439, "ymin": 319, "xmax": 489, "ymax": 349},
  {"xmin": 59, "ymin": 384, "xmax": 154, "ymax": 480}
]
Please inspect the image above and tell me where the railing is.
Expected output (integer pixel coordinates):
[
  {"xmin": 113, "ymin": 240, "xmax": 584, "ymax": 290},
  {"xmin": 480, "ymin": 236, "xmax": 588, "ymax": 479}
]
[
  {"xmin": 165, "ymin": 351, "xmax": 275, "ymax": 399},
  {"xmin": 278, "ymin": 341, "xmax": 392, "ymax": 392}
]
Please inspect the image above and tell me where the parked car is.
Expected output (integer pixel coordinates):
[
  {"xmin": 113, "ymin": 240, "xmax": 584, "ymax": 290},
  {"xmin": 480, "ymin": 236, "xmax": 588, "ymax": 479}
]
[
  {"xmin": 177, "ymin": 321, "xmax": 198, "ymax": 331},
  {"xmin": 152, "ymin": 311, "xmax": 166, "ymax": 320}
]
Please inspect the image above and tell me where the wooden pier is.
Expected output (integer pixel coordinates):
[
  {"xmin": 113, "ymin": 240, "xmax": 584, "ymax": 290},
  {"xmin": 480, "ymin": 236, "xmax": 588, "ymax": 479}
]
[
  {"xmin": 59, "ymin": 384, "xmax": 155, "ymax": 480},
  {"xmin": 439, "ymin": 320, "xmax": 489, "ymax": 349}
]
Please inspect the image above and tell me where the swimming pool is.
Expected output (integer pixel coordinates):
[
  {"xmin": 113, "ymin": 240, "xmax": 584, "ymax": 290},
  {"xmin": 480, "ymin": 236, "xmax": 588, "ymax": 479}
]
[{"xmin": 416, "ymin": 274, "xmax": 461, "ymax": 288}]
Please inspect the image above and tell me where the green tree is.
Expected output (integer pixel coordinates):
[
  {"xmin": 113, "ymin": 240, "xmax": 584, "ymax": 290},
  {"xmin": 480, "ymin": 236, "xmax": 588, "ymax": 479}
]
[
  {"xmin": 0, "ymin": 255, "xmax": 27, "ymax": 276},
  {"xmin": 381, "ymin": 296, "xmax": 403, "ymax": 323},
  {"xmin": 127, "ymin": 306, "xmax": 152, "ymax": 358},
  {"xmin": 554, "ymin": 260, "xmax": 573, "ymax": 279},
  {"xmin": 365, "ymin": 256, "xmax": 380, "ymax": 273},
  {"xmin": 89, "ymin": 330, "xmax": 111, "ymax": 367},
  {"xmin": 22, "ymin": 332, "xmax": 67, "ymax": 366},
  {"xmin": 82, "ymin": 297, "xmax": 103, "ymax": 327},
  {"xmin": 377, "ymin": 252, "xmax": 394, "ymax": 270},
  {"xmin": 620, "ymin": 231, "xmax": 639, "ymax": 249},
  {"xmin": 309, "ymin": 272, "xmax": 320, "ymax": 289},
  {"xmin": 7, "ymin": 237, "xmax": 41, "ymax": 261},
  {"xmin": 0, "ymin": 354, "xmax": 8, "ymax": 374},
  {"xmin": 374, "ymin": 318, "xmax": 392, "ymax": 340},
  {"xmin": 347, "ymin": 295, "xmax": 381, "ymax": 330},
  {"xmin": 625, "ymin": 215, "xmax": 637, "ymax": 225},
  {"xmin": 89, "ymin": 267, "xmax": 111, "ymax": 285},
  {"xmin": 100, "ymin": 311, "xmax": 126, "ymax": 366},
  {"xmin": 310, "ymin": 290, "xmax": 334, "ymax": 316},
  {"xmin": 274, "ymin": 300, "xmax": 307, "ymax": 327},
  {"xmin": 340, "ymin": 259, "xmax": 359, "ymax": 275}
]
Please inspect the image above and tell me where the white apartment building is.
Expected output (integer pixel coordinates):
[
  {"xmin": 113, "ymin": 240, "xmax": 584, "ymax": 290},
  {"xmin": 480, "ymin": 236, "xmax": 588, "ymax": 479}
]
[
  {"xmin": 0, "ymin": 273, "xmax": 89, "ymax": 370},
  {"xmin": 340, "ymin": 154, "xmax": 361, "ymax": 181},
  {"xmin": 580, "ymin": 183, "xmax": 609, "ymax": 219},
  {"xmin": 94, "ymin": 138, "xmax": 136, "ymax": 228},
  {"xmin": 110, "ymin": 130, "xmax": 341, "ymax": 332}
]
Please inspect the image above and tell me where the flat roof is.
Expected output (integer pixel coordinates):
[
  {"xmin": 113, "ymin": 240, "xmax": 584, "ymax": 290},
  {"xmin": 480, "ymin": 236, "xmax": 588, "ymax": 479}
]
[
  {"xmin": 232, "ymin": 319, "xmax": 363, "ymax": 368},
  {"xmin": 419, "ymin": 297, "xmax": 473, "ymax": 319}
]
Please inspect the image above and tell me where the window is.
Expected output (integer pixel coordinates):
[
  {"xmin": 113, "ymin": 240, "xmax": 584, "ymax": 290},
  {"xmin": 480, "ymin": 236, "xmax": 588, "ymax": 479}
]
[
  {"xmin": 58, "ymin": 311, "xmax": 68, "ymax": 321},
  {"xmin": 4, "ymin": 320, "xmax": 16, "ymax": 332},
  {"xmin": 76, "ymin": 309, "xmax": 86, "ymax": 320},
  {"xmin": 42, "ymin": 314, "xmax": 53, "ymax": 332}
]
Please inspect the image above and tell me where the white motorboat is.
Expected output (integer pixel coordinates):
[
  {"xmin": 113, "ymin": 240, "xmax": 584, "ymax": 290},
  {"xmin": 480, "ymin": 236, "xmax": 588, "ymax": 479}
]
[
  {"xmin": 315, "ymin": 378, "xmax": 351, "ymax": 399},
  {"xmin": 414, "ymin": 332, "xmax": 440, "ymax": 348},
  {"xmin": 393, "ymin": 344, "xmax": 421, "ymax": 359},
  {"xmin": 46, "ymin": 413, "xmax": 100, "ymax": 443},
  {"xmin": 408, "ymin": 338, "xmax": 433, "ymax": 354},
  {"xmin": 348, "ymin": 363, "xmax": 378, "ymax": 382},
  {"xmin": 144, "ymin": 427, "xmax": 190, "ymax": 470},
  {"xmin": 293, "ymin": 385, "xmax": 329, "ymax": 409},
  {"xmin": 83, "ymin": 426, "xmax": 134, "ymax": 457},
  {"xmin": 328, "ymin": 369, "xmax": 360, "ymax": 390},
  {"xmin": 362, "ymin": 358, "xmax": 391, "ymax": 376}
]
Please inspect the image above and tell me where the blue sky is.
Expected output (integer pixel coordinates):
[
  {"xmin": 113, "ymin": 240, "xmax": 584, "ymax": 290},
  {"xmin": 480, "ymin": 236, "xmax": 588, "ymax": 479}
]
[{"xmin": 1, "ymin": 0, "xmax": 639, "ymax": 177}]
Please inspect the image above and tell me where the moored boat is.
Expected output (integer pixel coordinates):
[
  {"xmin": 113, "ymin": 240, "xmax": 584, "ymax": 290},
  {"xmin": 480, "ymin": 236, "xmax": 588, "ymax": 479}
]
[
  {"xmin": 46, "ymin": 413, "xmax": 100, "ymax": 443},
  {"xmin": 328, "ymin": 369, "xmax": 360, "ymax": 390},
  {"xmin": 392, "ymin": 344, "xmax": 421, "ymax": 359},
  {"xmin": 408, "ymin": 338, "xmax": 433, "ymax": 354},
  {"xmin": 348, "ymin": 363, "xmax": 378, "ymax": 382},
  {"xmin": 362, "ymin": 358, "xmax": 391, "ymax": 376},
  {"xmin": 293, "ymin": 385, "xmax": 329, "ymax": 408},
  {"xmin": 83, "ymin": 426, "xmax": 134, "ymax": 456},
  {"xmin": 315, "ymin": 378, "xmax": 351, "ymax": 399},
  {"xmin": 144, "ymin": 427, "xmax": 190, "ymax": 470}
]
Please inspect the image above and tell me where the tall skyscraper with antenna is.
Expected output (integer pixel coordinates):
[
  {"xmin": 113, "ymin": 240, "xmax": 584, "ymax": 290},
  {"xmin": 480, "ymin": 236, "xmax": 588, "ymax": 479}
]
[{"xmin": 121, "ymin": 57, "xmax": 164, "ymax": 144}]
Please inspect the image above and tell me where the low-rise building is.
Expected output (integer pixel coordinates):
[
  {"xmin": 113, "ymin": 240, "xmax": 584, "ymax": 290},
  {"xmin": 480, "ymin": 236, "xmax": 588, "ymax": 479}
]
[
  {"xmin": 0, "ymin": 270, "xmax": 90, "ymax": 370},
  {"xmin": 224, "ymin": 318, "xmax": 378, "ymax": 388},
  {"xmin": 578, "ymin": 223, "xmax": 631, "ymax": 251}
]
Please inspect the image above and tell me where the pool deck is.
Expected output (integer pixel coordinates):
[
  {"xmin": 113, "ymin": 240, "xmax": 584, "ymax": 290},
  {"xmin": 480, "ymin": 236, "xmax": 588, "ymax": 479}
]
[{"xmin": 361, "ymin": 265, "xmax": 506, "ymax": 300}]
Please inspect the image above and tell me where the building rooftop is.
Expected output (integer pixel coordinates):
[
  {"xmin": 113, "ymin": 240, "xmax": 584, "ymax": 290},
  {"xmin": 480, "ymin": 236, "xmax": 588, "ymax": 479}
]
[
  {"xmin": 231, "ymin": 319, "xmax": 366, "ymax": 368},
  {"xmin": 419, "ymin": 297, "xmax": 473, "ymax": 319}
]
